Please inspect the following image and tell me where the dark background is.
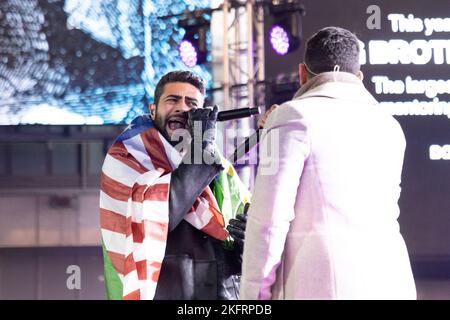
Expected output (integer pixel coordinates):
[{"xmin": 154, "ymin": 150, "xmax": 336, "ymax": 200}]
[{"xmin": 263, "ymin": 0, "xmax": 450, "ymax": 269}]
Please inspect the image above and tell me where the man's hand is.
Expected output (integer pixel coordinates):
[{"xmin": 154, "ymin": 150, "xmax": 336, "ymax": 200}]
[
  {"xmin": 185, "ymin": 105, "xmax": 220, "ymax": 165},
  {"xmin": 226, "ymin": 203, "xmax": 250, "ymax": 253},
  {"xmin": 187, "ymin": 105, "xmax": 218, "ymax": 147},
  {"xmin": 257, "ymin": 104, "xmax": 279, "ymax": 129}
]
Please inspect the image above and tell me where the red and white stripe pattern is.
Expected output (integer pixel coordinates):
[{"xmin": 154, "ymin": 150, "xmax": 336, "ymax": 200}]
[{"xmin": 100, "ymin": 120, "xmax": 229, "ymax": 300}]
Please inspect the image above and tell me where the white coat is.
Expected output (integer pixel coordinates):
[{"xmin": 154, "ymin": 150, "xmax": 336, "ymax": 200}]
[{"xmin": 240, "ymin": 72, "xmax": 416, "ymax": 300}]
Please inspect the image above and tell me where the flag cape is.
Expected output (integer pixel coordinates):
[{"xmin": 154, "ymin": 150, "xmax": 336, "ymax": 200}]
[{"xmin": 100, "ymin": 115, "xmax": 250, "ymax": 299}]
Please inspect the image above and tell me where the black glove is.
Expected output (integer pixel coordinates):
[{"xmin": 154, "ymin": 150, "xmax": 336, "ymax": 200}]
[
  {"xmin": 226, "ymin": 203, "xmax": 249, "ymax": 254},
  {"xmin": 184, "ymin": 105, "xmax": 221, "ymax": 165},
  {"xmin": 168, "ymin": 105, "xmax": 223, "ymax": 232}
]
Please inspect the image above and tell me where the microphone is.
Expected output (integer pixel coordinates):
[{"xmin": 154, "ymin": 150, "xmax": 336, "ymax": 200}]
[{"xmin": 217, "ymin": 106, "xmax": 261, "ymax": 122}]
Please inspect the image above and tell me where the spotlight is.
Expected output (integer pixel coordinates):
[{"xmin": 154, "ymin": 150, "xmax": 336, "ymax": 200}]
[
  {"xmin": 268, "ymin": 1, "xmax": 305, "ymax": 55},
  {"xmin": 178, "ymin": 15, "xmax": 210, "ymax": 67},
  {"xmin": 179, "ymin": 40, "xmax": 198, "ymax": 68}
]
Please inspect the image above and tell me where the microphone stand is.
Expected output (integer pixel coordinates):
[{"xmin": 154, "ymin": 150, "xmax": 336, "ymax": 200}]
[{"xmin": 228, "ymin": 128, "xmax": 262, "ymax": 164}]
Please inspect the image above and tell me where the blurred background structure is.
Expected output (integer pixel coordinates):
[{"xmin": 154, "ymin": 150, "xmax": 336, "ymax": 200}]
[{"xmin": 0, "ymin": 0, "xmax": 449, "ymax": 299}]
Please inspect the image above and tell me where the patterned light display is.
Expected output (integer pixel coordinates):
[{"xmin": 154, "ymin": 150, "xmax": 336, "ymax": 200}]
[{"xmin": 0, "ymin": 0, "xmax": 212, "ymax": 125}]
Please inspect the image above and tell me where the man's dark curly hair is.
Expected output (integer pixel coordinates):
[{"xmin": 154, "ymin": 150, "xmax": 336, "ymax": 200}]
[
  {"xmin": 154, "ymin": 70, "xmax": 206, "ymax": 106},
  {"xmin": 304, "ymin": 26, "xmax": 361, "ymax": 75}
]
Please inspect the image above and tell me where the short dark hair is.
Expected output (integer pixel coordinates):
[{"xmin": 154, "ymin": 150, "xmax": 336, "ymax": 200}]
[
  {"xmin": 153, "ymin": 70, "xmax": 206, "ymax": 106},
  {"xmin": 304, "ymin": 26, "xmax": 360, "ymax": 75}
]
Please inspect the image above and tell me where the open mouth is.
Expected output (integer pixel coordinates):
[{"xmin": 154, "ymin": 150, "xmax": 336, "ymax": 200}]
[{"xmin": 167, "ymin": 117, "xmax": 187, "ymax": 131}]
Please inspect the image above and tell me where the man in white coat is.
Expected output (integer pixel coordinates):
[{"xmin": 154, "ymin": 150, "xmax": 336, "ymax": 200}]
[{"xmin": 240, "ymin": 26, "xmax": 416, "ymax": 299}]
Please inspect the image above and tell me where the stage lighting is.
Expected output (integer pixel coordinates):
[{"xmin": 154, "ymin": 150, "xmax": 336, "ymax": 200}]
[
  {"xmin": 178, "ymin": 15, "xmax": 210, "ymax": 67},
  {"xmin": 268, "ymin": 1, "xmax": 305, "ymax": 55},
  {"xmin": 270, "ymin": 25, "xmax": 290, "ymax": 55},
  {"xmin": 179, "ymin": 39, "xmax": 198, "ymax": 68}
]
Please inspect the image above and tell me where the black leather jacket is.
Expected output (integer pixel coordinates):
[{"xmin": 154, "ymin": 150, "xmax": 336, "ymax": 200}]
[{"xmin": 154, "ymin": 220, "xmax": 241, "ymax": 300}]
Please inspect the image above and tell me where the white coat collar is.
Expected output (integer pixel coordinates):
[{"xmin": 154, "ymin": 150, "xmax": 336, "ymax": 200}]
[{"xmin": 293, "ymin": 71, "xmax": 378, "ymax": 106}]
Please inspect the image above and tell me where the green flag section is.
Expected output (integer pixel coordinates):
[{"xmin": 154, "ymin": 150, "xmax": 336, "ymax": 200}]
[
  {"xmin": 212, "ymin": 158, "xmax": 251, "ymax": 251},
  {"xmin": 102, "ymin": 240, "xmax": 123, "ymax": 300},
  {"xmin": 212, "ymin": 158, "xmax": 251, "ymax": 225}
]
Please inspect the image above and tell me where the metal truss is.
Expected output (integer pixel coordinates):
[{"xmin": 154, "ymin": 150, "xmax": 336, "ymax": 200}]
[{"xmin": 218, "ymin": 0, "xmax": 266, "ymax": 188}]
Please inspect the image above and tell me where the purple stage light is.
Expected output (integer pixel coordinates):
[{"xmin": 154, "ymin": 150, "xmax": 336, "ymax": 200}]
[
  {"xmin": 270, "ymin": 25, "xmax": 290, "ymax": 55},
  {"xmin": 179, "ymin": 40, "xmax": 198, "ymax": 67}
]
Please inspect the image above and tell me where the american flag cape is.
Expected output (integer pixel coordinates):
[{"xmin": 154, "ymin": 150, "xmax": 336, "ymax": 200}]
[{"xmin": 100, "ymin": 114, "xmax": 250, "ymax": 300}]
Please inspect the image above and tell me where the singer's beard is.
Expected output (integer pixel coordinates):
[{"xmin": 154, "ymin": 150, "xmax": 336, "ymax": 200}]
[
  {"xmin": 154, "ymin": 112, "xmax": 192, "ymax": 148},
  {"xmin": 153, "ymin": 113, "xmax": 173, "ymax": 146}
]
